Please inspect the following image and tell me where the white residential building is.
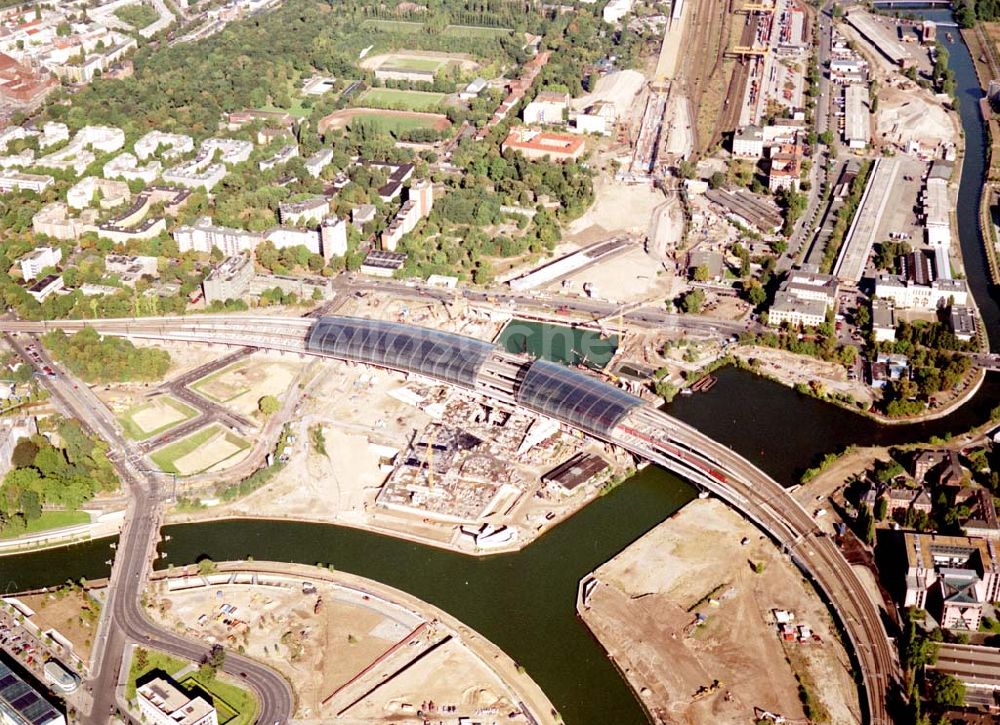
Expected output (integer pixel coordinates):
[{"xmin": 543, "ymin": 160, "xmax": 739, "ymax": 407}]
[
  {"xmin": 173, "ymin": 217, "xmax": 264, "ymax": 255},
  {"xmin": 137, "ymin": 677, "xmax": 218, "ymax": 725},
  {"xmin": 278, "ymin": 196, "xmax": 329, "ymax": 226},
  {"xmin": 20, "ymin": 245, "xmax": 62, "ymax": 280},
  {"xmin": 39, "ymin": 122, "xmax": 68, "ymax": 148},
  {"xmin": 199, "ymin": 137, "xmax": 253, "ymax": 165},
  {"xmin": 162, "ymin": 160, "xmax": 226, "ymax": 190},
  {"xmin": 66, "ymin": 177, "xmax": 131, "ymax": 210},
  {"xmin": 25, "ymin": 273, "xmax": 64, "ymax": 302},
  {"xmin": 32, "ymin": 202, "xmax": 89, "ymax": 241},
  {"xmin": 259, "ymin": 144, "xmax": 298, "ymax": 171},
  {"xmin": 104, "ymin": 153, "xmax": 162, "ymax": 183},
  {"xmin": 304, "ymin": 148, "xmax": 333, "ymax": 177},
  {"xmin": 266, "ymin": 226, "xmax": 321, "ymax": 255},
  {"xmin": 320, "ymin": 216, "xmax": 348, "ymax": 258},
  {"xmin": 602, "ymin": 0, "xmax": 634, "ymax": 23},
  {"xmin": 134, "ymin": 131, "xmax": 194, "ymax": 160},
  {"xmin": 0, "ymin": 171, "xmax": 54, "ymax": 193}
]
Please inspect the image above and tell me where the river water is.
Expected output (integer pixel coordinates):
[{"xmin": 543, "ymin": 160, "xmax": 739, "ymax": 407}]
[{"xmin": 3, "ymin": 16, "xmax": 999, "ymax": 724}]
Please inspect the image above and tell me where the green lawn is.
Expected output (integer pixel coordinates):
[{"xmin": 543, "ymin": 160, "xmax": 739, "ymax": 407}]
[
  {"xmin": 359, "ymin": 88, "xmax": 446, "ymax": 111},
  {"xmin": 179, "ymin": 674, "xmax": 258, "ymax": 725},
  {"xmin": 348, "ymin": 112, "xmax": 442, "ymax": 135},
  {"xmin": 443, "ymin": 24, "xmax": 512, "ymax": 37},
  {"xmin": 119, "ymin": 396, "xmax": 198, "ymax": 441},
  {"xmin": 362, "ymin": 18, "xmax": 424, "ymax": 33},
  {"xmin": 126, "ymin": 648, "xmax": 189, "ymax": 700},
  {"xmin": 191, "ymin": 363, "xmax": 250, "ymax": 403},
  {"xmin": 113, "ymin": 3, "xmax": 159, "ymax": 30},
  {"xmin": 150, "ymin": 425, "xmax": 248, "ymax": 475},
  {"xmin": 262, "ymin": 99, "xmax": 311, "ymax": 119},
  {"xmin": 0, "ymin": 510, "xmax": 90, "ymax": 539},
  {"xmin": 382, "ymin": 56, "xmax": 444, "ymax": 72}
]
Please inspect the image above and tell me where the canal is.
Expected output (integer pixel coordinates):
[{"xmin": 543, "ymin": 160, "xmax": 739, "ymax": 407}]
[{"xmin": 1, "ymin": 13, "xmax": 999, "ymax": 724}]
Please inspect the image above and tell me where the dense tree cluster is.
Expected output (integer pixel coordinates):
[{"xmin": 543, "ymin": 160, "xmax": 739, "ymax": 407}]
[
  {"xmin": 42, "ymin": 328, "xmax": 171, "ymax": 383},
  {"xmin": 0, "ymin": 420, "xmax": 118, "ymax": 535}
]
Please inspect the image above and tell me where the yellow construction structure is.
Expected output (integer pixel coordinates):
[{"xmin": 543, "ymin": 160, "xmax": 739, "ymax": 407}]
[{"xmin": 730, "ymin": 46, "xmax": 770, "ymax": 57}]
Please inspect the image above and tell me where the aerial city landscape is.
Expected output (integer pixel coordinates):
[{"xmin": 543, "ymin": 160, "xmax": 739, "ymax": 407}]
[{"xmin": 1, "ymin": 0, "xmax": 1000, "ymax": 723}]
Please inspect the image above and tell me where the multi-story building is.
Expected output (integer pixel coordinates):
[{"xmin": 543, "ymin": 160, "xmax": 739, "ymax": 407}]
[
  {"xmin": 0, "ymin": 171, "xmax": 53, "ymax": 193},
  {"xmin": 0, "ymin": 656, "xmax": 64, "ymax": 725},
  {"xmin": 97, "ymin": 216, "xmax": 166, "ymax": 244},
  {"xmin": 732, "ymin": 125, "xmax": 765, "ymax": 159},
  {"xmin": 874, "ymin": 274, "xmax": 968, "ymax": 310},
  {"xmin": 103, "ymin": 153, "xmax": 162, "ymax": 184},
  {"xmin": 134, "ymin": 131, "xmax": 194, "ymax": 160},
  {"xmin": 32, "ymin": 202, "xmax": 89, "ymax": 241},
  {"xmin": 66, "ymin": 176, "xmax": 131, "ymax": 210},
  {"xmin": 259, "ymin": 144, "xmax": 298, "ymax": 171},
  {"xmin": 0, "ymin": 52, "xmax": 56, "ymax": 119},
  {"xmin": 304, "ymin": 148, "xmax": 333, "ymax": 178},
  {"xmin": 904, "ymin": 533, "xmax": 1000, "ymax": 630},
  {"xmin": 199, "ymin": 137, "xmax": 253, "ymax": 165},
  {"xmin": 25, "ymin": 273, "xmax": 64, "ymax": 302},
  {"xmin": 265, "ymin": 226, "xmax": 321, "ymax": 255},
  {"xmin": 501, "ymin": 128, "xmax": 584, "ymax": 162},
  {"xmin": 19, "ymin": 245, "xmax": 61, "ymax": 281},
  {"xmin": 0, "ymin": 415, "xmax": 36, "ymax": 480},
  {"xmin": 319, "ymin": 217, "xmax": 347, "ymax": 258},
  {"xmin": 137, "ymin": 676, "xmax": 218, "ymax": 725},
  {"xmin": 381, "ymin": 180, "xmax": 434, "ymax": 251},
  {"xmin": 173, "ymin": 217, "xmax": 264, "ymax": 255},
  {"xmin": 522, "ymin": 91, "xmax": 569, "ymax": 125},
  {"xmin": 105, "ymin": 254, "xmax": 158, "ymax": 285},
  {"xmin": 767, "ymin": 271, "xmax": 838, "ymax": 328},
  {"xmin": 202, "ymin": 253, "xmax": 254, "ymax": 304},
  {"xmin": 872, "ymin": 298, "xmax": 897, "ymax": 342},
  {"xmin": 162, "ymin": 160, "xmax": 227, "ymax": 190},
  {"xmin": 278, "ymin": 196, "xmax": 329, "ymax": 226}
]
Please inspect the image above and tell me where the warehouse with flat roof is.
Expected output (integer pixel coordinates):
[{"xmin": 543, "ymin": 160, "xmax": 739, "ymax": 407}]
[
  {"xmin": 843, "ymin": 84, "xmax": 870, "ymax": 150},
  {"xmin": 834, "ymin": 158, "xmax": 899, "ymax": 284}
]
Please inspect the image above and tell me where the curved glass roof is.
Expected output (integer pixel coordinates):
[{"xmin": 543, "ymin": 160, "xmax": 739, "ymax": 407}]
[
  {"xmin": 306, "ymin": 316, "xmax": 495, "ymax": 389},
  {"xmin": 515, "ymin": 359, "xmax": 642, "ymax": 437}
]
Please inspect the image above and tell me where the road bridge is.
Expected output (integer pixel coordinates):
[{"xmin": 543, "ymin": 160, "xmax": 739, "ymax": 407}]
[{"xmin": 7, "ymin": 314, "xmax": 900, "ymax": 724}]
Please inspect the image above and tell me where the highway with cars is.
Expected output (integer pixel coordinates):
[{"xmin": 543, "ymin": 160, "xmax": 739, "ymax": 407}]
[
  {"xmin": 2, "ymin": 313, "xmax": 900, "ymax": 724},
  {"xmin": 3, "ymin": 331, "xmax": 294, "ymax": 724}
]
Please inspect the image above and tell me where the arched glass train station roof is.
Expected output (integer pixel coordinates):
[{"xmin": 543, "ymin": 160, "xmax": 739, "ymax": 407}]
[
  {"xmin": 515, "ymin": 359, "xmax": 641, "ymax": 437},
  {"xmin": 306, "ymin": 315, "xmax": 496, "ymax": 389},
  {"xmin": 306, "ymin": 316, "xmax": 643, "ymax": 436}
]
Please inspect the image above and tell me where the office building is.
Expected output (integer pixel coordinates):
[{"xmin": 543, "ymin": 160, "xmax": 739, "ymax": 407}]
[
  {"xmin": 905, "ymin": 533, "xmax": 1000, "ymax": 630},
  {"xmin": 137, "ymin": 676, "xmax": 218, "ymax": 725},
  {"xmin": 0, "ymin": 657, "xmax": 64, "ymax": 725}
]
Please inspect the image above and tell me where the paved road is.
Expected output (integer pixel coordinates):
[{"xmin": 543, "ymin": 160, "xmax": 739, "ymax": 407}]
[
  {"xmin": 333, "ymin": 276, "xmax": 759, "ymax": 337},
  {"xmin": 4, "ymin": 332, "xmax": 293, "ymax": 724}
]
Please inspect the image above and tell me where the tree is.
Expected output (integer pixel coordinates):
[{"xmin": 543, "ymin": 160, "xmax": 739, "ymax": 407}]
[
  {"xmin": 747, "ymin": 281, "xmax": 767, "ymax": 307},
  {"xmin": 708, "ymin": 172, "xmax": 725, "ymax": 189},
  {"xmin": 258, "ymin": 395, "xmax": 280, "ymax": 417},
  {"xmin": 929, "ymin": 672, "xmax": 965, "ymax": 706},
  {"xmin": 196, "ymin": 557, "xmax": 217, "ymax": 576},
  {"xmin": 678, "ymin": 289, "xmax": 705, "ymax": 314},
  {"xmin": 874, "ymin": 495, "xmax": 888, "ymax": 522},
  {"xmin": 692, "ymin": 264, "xmax": 710, "ymax": 282}
]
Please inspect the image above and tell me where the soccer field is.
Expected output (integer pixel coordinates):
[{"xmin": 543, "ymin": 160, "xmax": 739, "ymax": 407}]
[
  {"xmin": 359, "ymin": 88, "xmax": 446, "ymax": 111},
  {"xmin": 382, "ymin": 56, "xmax": 445, "ymax": 72}
]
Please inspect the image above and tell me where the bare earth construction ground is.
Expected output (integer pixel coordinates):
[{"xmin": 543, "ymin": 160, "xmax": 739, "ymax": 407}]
[{"xmin": 579, "ymin": 498, "xmax": 861, "ymax": 724}]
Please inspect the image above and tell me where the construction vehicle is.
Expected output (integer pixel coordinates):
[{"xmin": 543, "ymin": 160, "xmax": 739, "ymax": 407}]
[{"xmin": 692, "ymin": 680, "xmax": 723, "ymax": 702}]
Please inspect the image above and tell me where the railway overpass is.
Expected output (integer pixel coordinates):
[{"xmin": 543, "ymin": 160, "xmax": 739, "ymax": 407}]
[{"xmin": 9, "ymin": 314, "xmax": 900, "ymax": 724}]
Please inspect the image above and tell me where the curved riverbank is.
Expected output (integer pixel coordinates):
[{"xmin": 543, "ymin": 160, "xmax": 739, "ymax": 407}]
[{"xmin": 149, "ymin": 560, "xmax": 559, "ymax": 723}]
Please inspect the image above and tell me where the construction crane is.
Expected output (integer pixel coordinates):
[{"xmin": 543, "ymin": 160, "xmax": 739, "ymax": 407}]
[{"xmin": 729, "ymin": 46, "xmax": 770, "ymax": 57}]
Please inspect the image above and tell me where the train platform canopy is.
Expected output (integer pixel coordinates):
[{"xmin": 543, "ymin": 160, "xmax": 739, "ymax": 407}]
[
  {"xmin": 306, "ymin": 315, "xmax": 496, "ymax": 389},
  {"xmin": 515, "ymin": 359, "xmax": 642, "ymax": 437}
]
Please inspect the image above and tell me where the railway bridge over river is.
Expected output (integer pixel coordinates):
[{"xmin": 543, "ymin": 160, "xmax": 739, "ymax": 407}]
[{"xmin": 6, "ymin": 314, "xmax": 901, "ymax": 724}]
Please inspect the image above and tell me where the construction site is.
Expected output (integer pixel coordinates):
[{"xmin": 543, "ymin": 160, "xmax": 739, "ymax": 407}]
[
  {"xmin": 144, "ymin": 563, "xmax": 555, "ymax": 722},
  {"xmin": 578, "ymin": 498, "xmax": 862, "ymax": 725}
]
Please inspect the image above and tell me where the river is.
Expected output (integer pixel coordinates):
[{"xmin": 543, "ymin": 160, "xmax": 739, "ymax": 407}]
[{"xmin": 1, "ymin": 15, "xmax": 998, "ymax": 724}]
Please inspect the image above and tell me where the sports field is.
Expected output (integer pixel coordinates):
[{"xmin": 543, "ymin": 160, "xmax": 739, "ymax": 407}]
[
  {"xmin": 119, "ymin": 396, "xmax": 198, "ymax": 441},
  {"xmin": 320, "ymin": 108, "xmax": 451, "ymax": 136},
  {"xmin": 383, "ymin": 56, "xmax": 444, "ymax": 72},
  {"xmin": 362, "ymin": 19, "xmax": 511, "ymax": 38},
  {"xmin": 151, "ymin": 425, "xmax": 250, "ymax": 476},
  {"xmin": 359, "ymin": 88, "xmax": 446, "ymax": 111},
  {"xmin": 362, "ymin": 19, "xmax": 423, "ymax": 33},
  {"xmin": 444, "ymin": 24, "xmax": 512, "ymax": 38}
]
